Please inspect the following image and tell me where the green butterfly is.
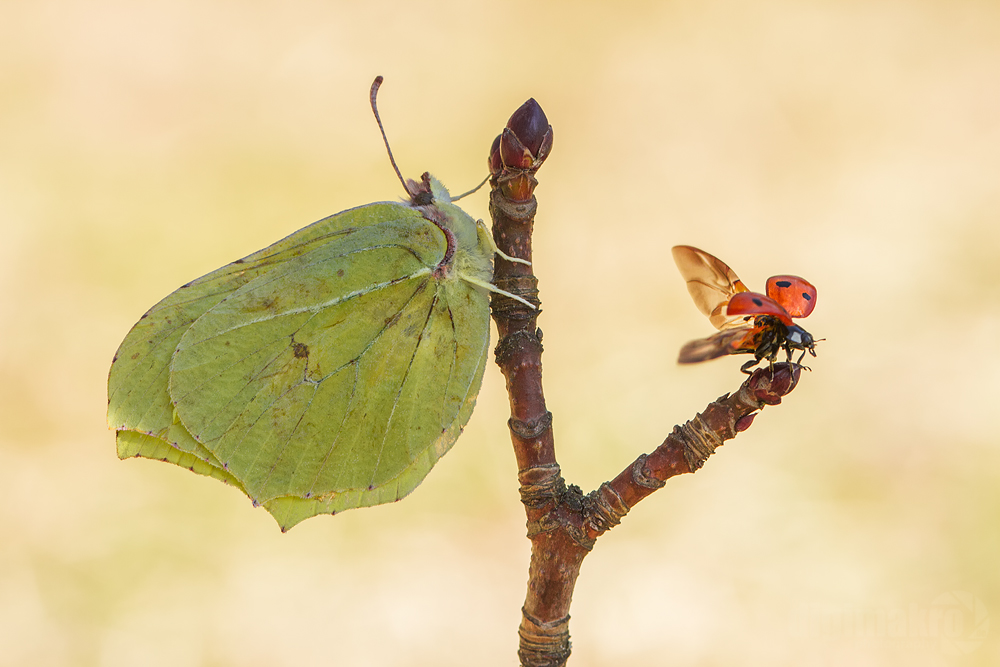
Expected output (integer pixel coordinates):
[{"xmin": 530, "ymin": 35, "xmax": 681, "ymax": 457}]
[{"xmin": 107, "ymin": 78, "xmax": 529, "ymax": 531}]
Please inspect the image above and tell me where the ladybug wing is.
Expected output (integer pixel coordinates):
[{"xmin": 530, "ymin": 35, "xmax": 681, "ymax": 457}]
[
  {"xmin": 765, "ymin": 275, "xmax": 817, "ymax": 319},
  {"xmin": 678, "ymin": 325, "xmax": 759, "ymax": 364},
  {"xmin": 671, "ymin": 245, "xmax": 750, "ymax": 330},
  {"xmin": 727, "ymin": 291, "xmax": 794, "ymax": 326}
]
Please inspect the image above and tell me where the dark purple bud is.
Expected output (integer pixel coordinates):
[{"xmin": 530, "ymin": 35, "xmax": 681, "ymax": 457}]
[
  {"xmin": 746, "ymin": 363, "xmax": 800, "ymax": 405},
  {"xmin": 506, "ymin": 98, "xmax": 549, "ymax": 155},
  {"xmin": 491, "ymin": 98, "xmax": 551, "ymax": 201},
  {"xmin": 488, "ymin": 134, "xmax": 502, "ymax": 176},
  {"xmin": 499, "ymin": 127, "xmax": 531, "ymax": 169},
  {"xmin": 735, "ymin": 412, "xmax": 758, "ymax": 432},
  {"xmin": 535, "ymin": 125, "xmax": 554, "ymax": 163}
]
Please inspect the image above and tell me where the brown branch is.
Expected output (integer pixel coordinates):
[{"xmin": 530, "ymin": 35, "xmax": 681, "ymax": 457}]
[
  {"xmin": 487, "ymin": 99, "xmax": 803, "ymax": 667},
  {"xmin": 587, "ymin": 363, "xmax": 800, "ymax": 543}
]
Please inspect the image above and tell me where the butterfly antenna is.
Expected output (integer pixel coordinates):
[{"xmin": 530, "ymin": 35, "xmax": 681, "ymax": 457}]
[
  {"xmin": 452, "ymin": 175, "xmax": 490, "ymax": 202},
  {"xmin": 370, "ymin": 76, "xmax": 410, "ymax": 197}
]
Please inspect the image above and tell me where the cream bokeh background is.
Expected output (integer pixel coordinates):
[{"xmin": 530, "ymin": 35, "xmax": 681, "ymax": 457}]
[{"xmin": 2, "ymin": 1, "xmax": 999, "ymax": 665}]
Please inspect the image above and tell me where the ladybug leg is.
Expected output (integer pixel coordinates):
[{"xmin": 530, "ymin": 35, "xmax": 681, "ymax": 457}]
[
  {"xmin": 794, "ymin": 348, "xmax": 813, "ymax": 371},
  {"xmin": 782, "ymin": 338, "xmax": 797, "ymax": 363}
]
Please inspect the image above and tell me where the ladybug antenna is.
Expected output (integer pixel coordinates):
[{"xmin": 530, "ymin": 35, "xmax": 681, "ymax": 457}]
[
  {"xmin": 370, "ymin": 76, "xmax": 411, "ymax": 198},
  {"xmin": 451, "ymin": 175, "xmax": 489, "ymax": 202}
]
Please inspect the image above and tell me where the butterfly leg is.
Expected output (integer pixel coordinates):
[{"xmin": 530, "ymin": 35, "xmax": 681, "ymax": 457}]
[
  {"xmin": 458, "ymin": 272, "xmax": 537, "ymax": 309},
  {"xmin": 477, "ymin": 219, "xmax": 531, "ymax": 265}
]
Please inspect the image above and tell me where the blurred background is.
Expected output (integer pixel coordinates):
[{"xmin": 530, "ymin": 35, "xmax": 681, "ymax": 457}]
[{"xmin": 2, "ymin": 0, "xmax": 998, "ymax": 665}]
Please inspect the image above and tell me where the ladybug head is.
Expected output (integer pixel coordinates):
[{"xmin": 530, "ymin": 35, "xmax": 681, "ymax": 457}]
[{"xmin": 785, "ymin": 324, "xmax": 816, "ymax": 357}]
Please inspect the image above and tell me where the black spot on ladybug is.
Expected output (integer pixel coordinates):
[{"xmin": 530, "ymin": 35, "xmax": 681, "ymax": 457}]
[
  {"xmin": 775, "ymin": 280, "xmax": 792, "ymax": 288},
  {"xmin": 293, "ymin": 342, "xmax": 309, "ymax": 358},
  {"xmin": 752, "ymin": 297, "xmax": 764, "ymax": 306},
  {"xmin": 802, "ymin": 293, "xmax": 812, "ymax": 300}
]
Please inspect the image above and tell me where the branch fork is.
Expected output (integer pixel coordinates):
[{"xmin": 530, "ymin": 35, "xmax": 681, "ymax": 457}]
[{"xmin": 487, "ymin": 97, "xmax": 805, "ymax": 667}]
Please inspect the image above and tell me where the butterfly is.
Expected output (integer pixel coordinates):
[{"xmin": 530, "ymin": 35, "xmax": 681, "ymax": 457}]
[
  {"xmin": 107, "ymin": 77, "xmax": 532, "ymax": 531},
  {"xmin": 671, "ymin": 245, "xmax": 818, "ymax": 373}
]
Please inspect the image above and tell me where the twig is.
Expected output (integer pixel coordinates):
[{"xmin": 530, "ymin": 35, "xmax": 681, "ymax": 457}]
[{"xmin": 487, "ymin": 99, "xmax": 803, "ymax": 667}]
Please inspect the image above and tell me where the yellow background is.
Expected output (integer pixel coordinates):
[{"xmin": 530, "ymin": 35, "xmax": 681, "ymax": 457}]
[{"xmin": 2, "ymin": 1, "xmax": 998, "ymax": 665}]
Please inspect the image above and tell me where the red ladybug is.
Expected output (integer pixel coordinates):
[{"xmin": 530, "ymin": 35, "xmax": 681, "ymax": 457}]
[{"xmin": 672, "ymin": 245, "xmax": 818, "ymax": 373}]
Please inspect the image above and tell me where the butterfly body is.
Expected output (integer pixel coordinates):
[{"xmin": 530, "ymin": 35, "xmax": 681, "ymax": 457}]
[{"xmin": 672, "ymin": 246, "xmax": 818, "ymax": 373}]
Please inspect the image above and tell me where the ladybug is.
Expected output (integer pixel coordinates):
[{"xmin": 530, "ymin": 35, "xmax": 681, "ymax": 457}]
[{"xmin": 672, "ymin": 245, "xmax": 818, "ymax": 373}]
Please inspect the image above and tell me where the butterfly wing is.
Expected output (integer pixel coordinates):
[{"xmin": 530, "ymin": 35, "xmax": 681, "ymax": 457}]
[
  {"xmin": 109, "ymin": 192, "xmax": 493, "ymax": 531},
  {"xmin": 671, "ymin": 245, "xmax": 750, "ymax": 330}
]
